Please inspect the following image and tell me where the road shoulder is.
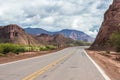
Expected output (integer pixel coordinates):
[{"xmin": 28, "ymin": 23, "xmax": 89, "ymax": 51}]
[{"xmin": 85, "ymin": 49, "xmax": 120, "ymax": 80}]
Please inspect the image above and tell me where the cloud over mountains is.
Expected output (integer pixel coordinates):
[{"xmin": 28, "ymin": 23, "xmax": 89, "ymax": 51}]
[{"xmin": 0, "ymin": 0, "xmax": 112, "ymax": 37}]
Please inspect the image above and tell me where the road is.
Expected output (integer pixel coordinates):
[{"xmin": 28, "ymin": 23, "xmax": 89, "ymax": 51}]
[{"xmin": 0, "ymin": 47, "xmax": 107, "ymax": 80}]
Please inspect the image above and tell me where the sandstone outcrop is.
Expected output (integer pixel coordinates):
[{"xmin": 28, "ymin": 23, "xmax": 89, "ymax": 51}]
[{"xmin": 0, "ymin": 24, "xmax": 39, "ymax": 45}]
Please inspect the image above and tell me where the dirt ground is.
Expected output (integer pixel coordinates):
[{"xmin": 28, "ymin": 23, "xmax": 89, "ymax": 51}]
[
  {"xmin": 0, "ymin": 48, "xmax": 63, "ymax": 64},
  {"xmin": 86, "ymin": 50, "xmax": 120, "ymax": 80}
]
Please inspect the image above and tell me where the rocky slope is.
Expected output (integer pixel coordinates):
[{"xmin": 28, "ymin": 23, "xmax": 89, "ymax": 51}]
[
  {"xmin": 36, "ymin": 34, "xmax": 54, "ymax": 45},
  {"xmin": 90, "ymin": 0, "xmax": 120, "ymax": 50},
  {"xmin": 25, "ymin": 28, "xmax": 94, "ymax": 43},
  {"xmin": 36, "ymin": 34, "xmax": 67, "ymax": 48},
  {"xmin": 0, "ymin": 24, "xmax": 39, "ymax": 45},
  {"xmin": 55, "ymin": 29, "xmax": 94, "ymax": 43}
]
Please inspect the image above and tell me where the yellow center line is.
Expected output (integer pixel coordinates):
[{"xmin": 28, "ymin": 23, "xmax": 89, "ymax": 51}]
[{"xmin": 22, "ymin": 51, "xmax": 75, "ymax": 80}]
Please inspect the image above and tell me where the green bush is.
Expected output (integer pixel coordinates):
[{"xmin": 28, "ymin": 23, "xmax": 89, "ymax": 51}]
[
  {"xmin": 0, "ymin": 43, "xmax": 26, "ymax": 54},
  {"xmin": 40, "ymin": 46, "xmax": 48, "ymax": 51},
  {"xmin": 72, "ymin": 40, "xmax": 91, "ymax": 46},
  {"xmin": 12, "ymin": 47, "xmax": 25, "ymax": 54},
  {"xmin": 109, "ymin": 33, "xmax": 120, "ymax": 52},
  {"xmin": 40, "ymin": 45, "xmax": 56, "ymax": 51},
  {"xmin": 30, "ymin": 46, "xmax": 40, "ymax": 52},
  {"xmin": 0, "ymin": 43, "xmax": 56, "ymax": 54},
  {"xmin": 106, "ymin": 50, "xmax": 110, "ymax": 54},
  {"xmin": 46, "ymin": 45, "xmax": 56, "ymax": 50},
  {"xmin": 0, "ymin": 45, "xmax": 3, "ymax": 53},
  {"xmin": 0, "ymin": 53, "xmax": 4, "ymax": 56},
  {"xmin": 1, "ymin": 43, "xmax": 16, "ymax": 54}
]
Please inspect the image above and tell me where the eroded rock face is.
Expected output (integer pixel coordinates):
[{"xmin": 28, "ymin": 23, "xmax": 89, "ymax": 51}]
[
  {"xmin": 90, "ymin": 0, "xmax": 120, "ymax": 50},
  {"xmin": 0, "ymin": 24, "xmax": 39, "ymax": 45},
  {"xmin": 36, "ymin": 33, "xmax": 67, "ymax": 48}
]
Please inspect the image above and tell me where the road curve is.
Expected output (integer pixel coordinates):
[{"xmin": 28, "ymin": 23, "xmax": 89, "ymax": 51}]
[{"xmin": 0, "ymin": 47, "xmax": 107, "ymax": 80}]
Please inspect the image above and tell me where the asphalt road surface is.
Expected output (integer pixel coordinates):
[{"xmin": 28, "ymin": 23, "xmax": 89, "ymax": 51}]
[{"xmin": 0, "ymin": 47, "xmax": 107, "ymax": 80}]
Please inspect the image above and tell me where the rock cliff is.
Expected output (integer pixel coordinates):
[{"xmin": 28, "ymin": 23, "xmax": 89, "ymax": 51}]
[
  {"xmin": 0, "ymin": 24, "xmax": 39, "ymax": 45},
  {"xmin": 90, "ymin": 0, "xmax": 120, "ymax": 50}
]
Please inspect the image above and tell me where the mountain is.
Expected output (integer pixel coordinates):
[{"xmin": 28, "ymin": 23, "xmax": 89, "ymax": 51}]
[
  {"xmin": 54, "ymin": 29, "xmax": 94, "ymax": 43},
  {"xmin": 0, "ymin": 24, "xmax": 39, "ymax": 45},
  {"xmin": 0, "ymin": 24, "xmax": 73, "ymax": 47},
  {"xmin": 24, "ymin": 28, "xmax": 50, "ymax": 35},
  {"xmin": 36, "ymin": 33, "xmax": 91, "ymax": 47},
  {"xmin": 90, "ymin": 0, "xmax": 120, "ymax": 50},
  {"xmin": 0, "ymin": 24, "xmax": 91, "ymax": 47},
  {"xmin": 35, "ymin": 34, "xmax": 54, "ymax": 45},
  {"xmin": 25, "ymin": 28, "xmax": 94, "ymax": 43},
  {"xmin": 36, "ymin": 34, "xmax": 67, "ymax": 48}
]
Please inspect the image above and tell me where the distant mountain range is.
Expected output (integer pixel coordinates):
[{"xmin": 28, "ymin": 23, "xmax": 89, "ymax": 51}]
[
  {"xmin": 0, "ymin": 24, "xmax": 92, "ymax": 47},
  {"xmin": 0, "ymin": 24, "xmax": 70, "ymax": 47},
  {"xmin": 25, "ymin": 28, "xmax": 94, "ymax": 43},
  {"xmin": 24, "ymin": 28, "xmax": 50, "ymax": 35}
]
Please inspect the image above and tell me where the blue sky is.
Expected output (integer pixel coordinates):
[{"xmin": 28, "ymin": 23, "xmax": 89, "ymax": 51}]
[{"xmin": 0, "ymin": 0, "xmax": 112, "ymax": 37}]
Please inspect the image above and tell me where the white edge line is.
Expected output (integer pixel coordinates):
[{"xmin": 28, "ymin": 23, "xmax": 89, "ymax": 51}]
[{"xmin": 84, "ymin": 50, "xmax": 111, "ymax": 80}]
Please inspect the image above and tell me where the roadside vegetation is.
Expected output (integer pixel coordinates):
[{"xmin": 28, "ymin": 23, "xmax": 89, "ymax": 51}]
[
  {"xmin": 0, "ymin": 40, "xmax": 91, "ymax": 56},
  {"xmin": 66, "ymin": 39, "xmax": 91, "ymax": 46},
  {"xmin": 0, "ymin": 43, "xmax": 56, "ymax": 56},
  {"xmin": 73, "ymin": 40, "xmax": 91, "ymax": 46},
  {"xmin": 109, "ymin": 32, "xmax": 120, "ymax": 52}
]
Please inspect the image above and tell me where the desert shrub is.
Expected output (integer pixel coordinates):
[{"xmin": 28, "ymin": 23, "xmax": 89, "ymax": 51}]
[
  {"xmin": 40, "ymin": 46, "xmax": 48, "ymax": 51},
  {"xmin": 0, "ymin": 43, "xmax": 56, "ymax": 54},
  {"xmin": 46, "ymin": 45, "xmax": 56, "ymax": 50},
  {"xmin": 12, "ymin": 47, "xmax": 25, "ymax": 54},
  {"xmin": 74, "ymin": 41, "xmax": 85, "ymax": 46},
  {"xmin": 105, "ymin": 50, "xmax": 110, "ymax": 54},
  {"xmin": 1, "ymin": 43, "xmax": 16, "ymax": 54},
  {"xmin": 0, "ymin": 53, "xmax": 4, "ymax": 56},
  {"xmin": 23, "ymin": 46, "xmax": 33, "ymax": 52},
  {"xmin": 72, "ymin": 40, "xmax": 91, "ymax": 46},
  {"xmin": 0, "ymin": 45, "xmax": 4, "ymax": 54},
  {"xmin": 109, "ymin": 33, "xmax": 120, "ymax": 52},
  {"xmin": 0, "ymin": 43, "xmax": 26, "ymax": 54},
  {"xmin": 30, "ymin": 46, "xmax": 40, "ymax": 52},
  {"xmin": 40, "ymin": 45, "xmax": 56, "ymax": 51}
]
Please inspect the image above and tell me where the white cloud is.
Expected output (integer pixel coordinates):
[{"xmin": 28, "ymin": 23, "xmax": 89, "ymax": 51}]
[
  {"xmin": 0, "ymin": 0, "xmax": 113, "ymax": 37},
  {"xmin": 41, "ymin": 16, "xmax": 55, "ymax": 25}
]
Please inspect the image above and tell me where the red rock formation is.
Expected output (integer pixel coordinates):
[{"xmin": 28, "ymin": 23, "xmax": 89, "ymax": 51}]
[
  {"xmin": 36, "ymin": 33, "xmax": 67, "ymax": 47},
  {"xmin": 0, "ymin": 24, "xmax": 39, "ymax": 45},
  {"xmin": 36, "ymin": 34, "xmax": 54, "ymax": 45},
  {"xmin": 53, "ymin": 34, "xmax": 66, "ymax": 48},
  {"xmin": 90, "ymin": 0, "xmax": 120, "ymax": 50}
]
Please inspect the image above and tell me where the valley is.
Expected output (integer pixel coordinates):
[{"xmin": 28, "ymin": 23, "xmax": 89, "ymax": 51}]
[{"xmin": 0, "ymin": 0, "xmax": 120, "ymax": 80}]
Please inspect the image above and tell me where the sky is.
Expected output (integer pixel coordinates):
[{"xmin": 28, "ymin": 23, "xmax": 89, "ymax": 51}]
[{"xmin": 0, "ymin": 0, "xmax": 113, "ymax": 38}]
